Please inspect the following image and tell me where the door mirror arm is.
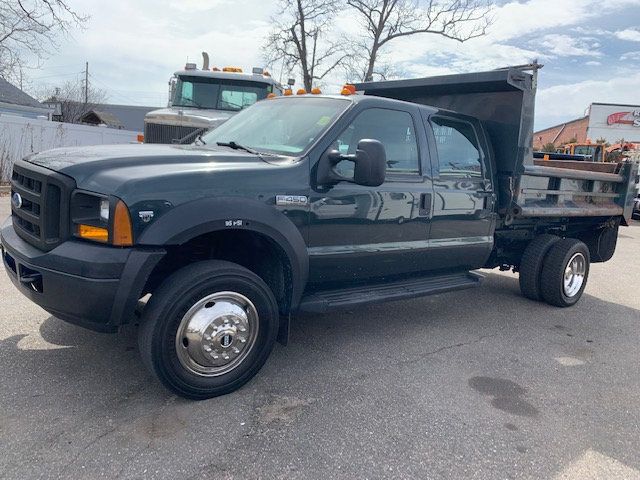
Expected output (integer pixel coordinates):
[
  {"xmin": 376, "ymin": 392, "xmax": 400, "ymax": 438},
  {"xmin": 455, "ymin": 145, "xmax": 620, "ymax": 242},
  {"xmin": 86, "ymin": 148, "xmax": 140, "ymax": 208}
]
[{"xmin": 316, "ymin": 150, "xmax": 354, "ymax": 186}]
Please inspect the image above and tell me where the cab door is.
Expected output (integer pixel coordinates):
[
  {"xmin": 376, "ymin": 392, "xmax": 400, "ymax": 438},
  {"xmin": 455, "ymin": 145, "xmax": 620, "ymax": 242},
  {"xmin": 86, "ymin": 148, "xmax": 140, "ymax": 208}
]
[
  {"xmin": 423, "ymin": 113, "xmax": 496, "ymax": 271},
  {"xmin": 308, "ymin": 105, "xmax": 434, "ymax": 284}
]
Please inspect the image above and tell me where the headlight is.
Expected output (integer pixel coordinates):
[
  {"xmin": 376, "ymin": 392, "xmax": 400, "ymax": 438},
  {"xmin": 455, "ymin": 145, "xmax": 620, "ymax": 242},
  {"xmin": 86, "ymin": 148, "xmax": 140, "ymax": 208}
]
[
  {"xmin": 70, "ymin": 191, "xmax": 133, "ymax": 246},
  {"xmin": 99, "ymin": 198, "xmax": 110, "ymax": 222}
]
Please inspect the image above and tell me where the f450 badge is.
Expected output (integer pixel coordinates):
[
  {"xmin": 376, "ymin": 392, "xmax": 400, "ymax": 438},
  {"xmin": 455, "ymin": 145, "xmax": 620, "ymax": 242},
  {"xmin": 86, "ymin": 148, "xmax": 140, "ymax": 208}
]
[{"xmin": 276, "ymin": 195, "xmax": 308, "ymax": 206}]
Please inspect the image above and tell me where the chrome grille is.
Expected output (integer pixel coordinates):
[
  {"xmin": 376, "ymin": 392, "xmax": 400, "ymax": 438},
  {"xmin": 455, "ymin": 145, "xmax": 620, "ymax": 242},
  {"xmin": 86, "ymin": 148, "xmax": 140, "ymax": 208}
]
[
  {"xmin": 144, "ymin": 122, "xmax": 201, "ymax": 144},
  {"xmin": 10, "ymin": 161, "xmax": 74, "ymax": 251}
]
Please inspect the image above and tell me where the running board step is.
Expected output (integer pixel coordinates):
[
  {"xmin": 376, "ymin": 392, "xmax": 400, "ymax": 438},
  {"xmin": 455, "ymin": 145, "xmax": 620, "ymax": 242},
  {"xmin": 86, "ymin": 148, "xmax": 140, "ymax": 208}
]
[{"xmin": 298, "ymin": 271, "xmax": 484, "ymax": 314}]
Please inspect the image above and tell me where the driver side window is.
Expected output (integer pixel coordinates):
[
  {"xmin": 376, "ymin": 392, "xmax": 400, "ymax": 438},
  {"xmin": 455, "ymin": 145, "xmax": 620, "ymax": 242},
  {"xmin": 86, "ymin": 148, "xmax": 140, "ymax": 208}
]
[{"xmin": 333, "ymin": 108, "xmax": 420, "ymax": 177}]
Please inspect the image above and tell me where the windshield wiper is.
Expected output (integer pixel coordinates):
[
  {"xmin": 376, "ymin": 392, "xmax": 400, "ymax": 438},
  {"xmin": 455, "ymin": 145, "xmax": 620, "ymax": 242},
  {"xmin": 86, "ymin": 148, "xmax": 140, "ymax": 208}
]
[{"xmin": 216, "ymin": 141, "xmax": 272, "ymax": 157}]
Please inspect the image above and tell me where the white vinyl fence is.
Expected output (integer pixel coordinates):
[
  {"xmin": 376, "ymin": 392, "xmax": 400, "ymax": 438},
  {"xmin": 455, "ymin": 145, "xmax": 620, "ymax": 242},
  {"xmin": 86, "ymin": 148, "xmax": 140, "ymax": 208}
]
[{"xmin": 0, "ymin": 114, "xmax": 141, "ymax": 181}]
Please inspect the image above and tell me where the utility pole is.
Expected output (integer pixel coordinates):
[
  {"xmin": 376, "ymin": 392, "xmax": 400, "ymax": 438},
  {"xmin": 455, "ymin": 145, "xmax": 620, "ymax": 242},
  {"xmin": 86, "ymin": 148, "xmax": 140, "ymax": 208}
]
[{"xmin": 84, "ymin": 61, "xmax": 89, "ymax": 104}]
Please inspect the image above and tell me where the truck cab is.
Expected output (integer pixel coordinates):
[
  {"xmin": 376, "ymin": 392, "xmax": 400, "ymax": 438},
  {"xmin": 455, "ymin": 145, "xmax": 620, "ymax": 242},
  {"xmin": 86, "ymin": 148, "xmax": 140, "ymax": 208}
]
[{"xmin": 144, "ymin": 65, "xmax": 284, "ymax": 144}]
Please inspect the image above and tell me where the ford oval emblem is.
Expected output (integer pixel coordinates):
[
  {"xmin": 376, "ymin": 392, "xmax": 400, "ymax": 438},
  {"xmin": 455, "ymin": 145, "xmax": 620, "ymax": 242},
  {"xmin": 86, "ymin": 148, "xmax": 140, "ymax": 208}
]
[{"xmin": 11, "ymin": 192, "xmax": 22, "ymax": 209}]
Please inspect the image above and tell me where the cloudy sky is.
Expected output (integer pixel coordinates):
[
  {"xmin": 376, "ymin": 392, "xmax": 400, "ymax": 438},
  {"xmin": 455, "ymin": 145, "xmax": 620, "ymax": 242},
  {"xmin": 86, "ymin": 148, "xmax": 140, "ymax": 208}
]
[{"xmin": 28, "ymin": 0, "xmax": 640, "ymax": 130}]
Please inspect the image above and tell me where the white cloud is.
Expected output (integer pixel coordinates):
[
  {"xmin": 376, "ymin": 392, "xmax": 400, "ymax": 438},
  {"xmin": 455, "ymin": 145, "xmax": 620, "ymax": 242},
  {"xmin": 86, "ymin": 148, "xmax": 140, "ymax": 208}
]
[
  {"xmin": 536, "ymin": 73, "xmax": 640, "ymax": 129},
  {"xmin": 615, "ymin": 28, "xmax": 640, "ymax": 42},
  {"xmin": 620, "ymin": 51, "xmax": 640, "ymax": 60},
  {"xmin": 490, "ymin": 0, "xmax": 597, "ymax": 42},
  {"xmin": 537, "ymin": 34, "xmax": 603, "ymax": 57},
  {"xmin": 585, "ymin": 61, "xmax": 602, "ymax": 66}
]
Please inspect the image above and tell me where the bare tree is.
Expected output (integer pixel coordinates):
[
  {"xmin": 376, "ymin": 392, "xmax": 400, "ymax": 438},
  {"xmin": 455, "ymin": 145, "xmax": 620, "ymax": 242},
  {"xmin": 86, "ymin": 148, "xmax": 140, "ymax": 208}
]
[
  {"xmin": 348, "ymin": 0, "xmax": 493, "ymax": 82},
  {"xmin": 263, "ymin": 0, "xmax": 349, "ymax": 91},
  {"xmin": 0, "ymin": 1, "xmax": 88, "ymax": 84},
  {"xmin": 40, "ymin": 79, "xmax": 107, "ymax": 124}
]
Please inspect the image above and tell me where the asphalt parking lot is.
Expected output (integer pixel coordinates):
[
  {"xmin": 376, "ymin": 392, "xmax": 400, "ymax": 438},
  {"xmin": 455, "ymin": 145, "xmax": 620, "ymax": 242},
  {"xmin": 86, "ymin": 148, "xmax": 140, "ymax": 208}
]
[{"xmin": 1, "ymin": 195, "xmax": 639, "ymax": 480}]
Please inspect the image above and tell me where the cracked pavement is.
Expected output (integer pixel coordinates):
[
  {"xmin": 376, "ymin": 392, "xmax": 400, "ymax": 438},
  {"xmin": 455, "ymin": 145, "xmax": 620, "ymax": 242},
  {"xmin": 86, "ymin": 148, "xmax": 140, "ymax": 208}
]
[{"xmin": 1, "ymin": 197, "xmax": 640, "ymax": 479}]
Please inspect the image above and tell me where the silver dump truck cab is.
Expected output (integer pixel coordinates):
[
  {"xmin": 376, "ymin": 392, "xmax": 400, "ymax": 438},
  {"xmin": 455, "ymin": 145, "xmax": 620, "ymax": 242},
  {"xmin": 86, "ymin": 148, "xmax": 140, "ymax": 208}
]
[{"xmin": 144, "ymin": 66, "xmax": 284, "ymax": 144}]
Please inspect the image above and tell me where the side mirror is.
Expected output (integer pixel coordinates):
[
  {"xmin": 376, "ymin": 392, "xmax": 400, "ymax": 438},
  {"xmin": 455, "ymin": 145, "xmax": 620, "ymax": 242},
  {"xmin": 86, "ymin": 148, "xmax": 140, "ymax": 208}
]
[
  {"xmin": 353, "ymin": 139, "xmax": 386, "ymax": 186},
  {"xmin": 317, "ymin": 139, "xmax": 386, "ymax": 187}
]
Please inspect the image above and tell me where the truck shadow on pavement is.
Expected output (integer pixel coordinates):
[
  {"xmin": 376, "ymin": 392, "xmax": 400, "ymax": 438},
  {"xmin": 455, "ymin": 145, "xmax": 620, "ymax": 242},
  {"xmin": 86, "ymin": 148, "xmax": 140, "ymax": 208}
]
[{"xmin": 2, "ymin": 272, "xmax": 640, "ymax": 477}]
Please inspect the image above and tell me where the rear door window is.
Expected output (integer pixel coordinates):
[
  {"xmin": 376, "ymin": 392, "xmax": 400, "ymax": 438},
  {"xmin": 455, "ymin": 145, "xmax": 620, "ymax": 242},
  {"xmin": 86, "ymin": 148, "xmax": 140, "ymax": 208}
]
[{"xmin": 431, "ymin": 117, "xmax": 483, "ymax": 178}]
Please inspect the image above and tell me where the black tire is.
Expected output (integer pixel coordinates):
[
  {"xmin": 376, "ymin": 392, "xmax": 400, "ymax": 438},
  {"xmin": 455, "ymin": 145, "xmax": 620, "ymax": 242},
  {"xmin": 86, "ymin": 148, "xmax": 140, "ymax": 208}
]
[
  {"xmin": 138, "ymin": 260, "xmax": 279, "ymax": 400},
  {"xmin": 540, "ymin": 239, "xmax": 590, "ymax": 308},
  {"xmin": 519, "ymin": 234, "xmax": 560, "ymax": 301}
]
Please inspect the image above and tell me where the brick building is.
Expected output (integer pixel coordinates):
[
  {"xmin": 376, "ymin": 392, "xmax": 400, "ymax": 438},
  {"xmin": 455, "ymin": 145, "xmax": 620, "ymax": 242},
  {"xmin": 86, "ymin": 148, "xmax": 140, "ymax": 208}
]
[
  {"xmin": 533, "ymin": 116, "xmax": 589, "ymax": 150},
  {"xmin": 534, "ymin": 103, "xmax": 640, "ymax": 150}
]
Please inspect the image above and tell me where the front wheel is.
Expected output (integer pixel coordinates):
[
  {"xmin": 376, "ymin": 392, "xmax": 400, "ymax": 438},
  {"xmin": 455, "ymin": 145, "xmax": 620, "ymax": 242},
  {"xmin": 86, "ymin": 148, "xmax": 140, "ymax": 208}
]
[
  {"xmin": 540, "ymin": 239, "xmax": 590, "ymax": 307},
  {"xmin": 138, "ymin": 260, "xmax": 279, "ymax": 399}
]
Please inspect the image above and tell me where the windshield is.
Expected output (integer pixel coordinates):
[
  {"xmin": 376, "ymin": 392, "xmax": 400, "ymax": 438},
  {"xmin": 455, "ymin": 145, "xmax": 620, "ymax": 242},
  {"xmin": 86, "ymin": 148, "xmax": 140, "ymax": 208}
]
[
  {"xmin": 574, "ymin": 145, "xmax": 597, "ymax": 156},
  {"xmin": 172, "ymin": 75, "xmax": 271, "ymax": 111},
  {"xmin": 201, "ymin": 97, "xmax": 351, "ymax": 156}
]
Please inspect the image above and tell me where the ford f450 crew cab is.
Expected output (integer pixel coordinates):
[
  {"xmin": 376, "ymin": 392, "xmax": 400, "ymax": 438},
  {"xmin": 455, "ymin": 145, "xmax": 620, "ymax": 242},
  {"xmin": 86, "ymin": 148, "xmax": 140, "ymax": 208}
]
[{"xmin": 2, "ymin": 65, "xmax": 638, "ymax": 399}]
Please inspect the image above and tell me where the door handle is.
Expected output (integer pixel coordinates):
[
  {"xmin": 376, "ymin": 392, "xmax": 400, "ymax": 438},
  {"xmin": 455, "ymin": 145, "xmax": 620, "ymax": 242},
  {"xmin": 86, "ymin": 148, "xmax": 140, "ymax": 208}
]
[
  {"xmin": 476, "ymin": 191, "xmax": 496, "ymax": 211},
  {"xmin": 419, "ymin": 193, "xmax": 432, "ymax": 217}
]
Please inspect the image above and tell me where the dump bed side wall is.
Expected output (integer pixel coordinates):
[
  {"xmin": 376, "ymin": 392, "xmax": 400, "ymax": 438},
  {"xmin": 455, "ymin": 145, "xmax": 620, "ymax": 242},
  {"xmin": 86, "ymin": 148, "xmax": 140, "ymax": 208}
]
[{"xmin": 516, "ymin": 160, "xmax": 638, "ymax": 225}]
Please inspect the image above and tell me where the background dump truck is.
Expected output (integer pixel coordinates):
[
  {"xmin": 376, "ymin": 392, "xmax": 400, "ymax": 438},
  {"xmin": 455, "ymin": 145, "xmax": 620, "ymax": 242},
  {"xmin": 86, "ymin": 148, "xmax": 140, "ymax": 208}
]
[
  {"xmin": 143, "ymin": 53, "xmax": 285, "ymax": 144},
  {"xmin": 2, "ymin": 65, "xmax": 637, "ymax": 399}
]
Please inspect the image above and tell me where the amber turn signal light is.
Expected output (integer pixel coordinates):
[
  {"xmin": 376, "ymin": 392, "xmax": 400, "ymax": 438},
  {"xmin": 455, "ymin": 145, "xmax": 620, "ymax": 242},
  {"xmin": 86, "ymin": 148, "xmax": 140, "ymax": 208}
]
[
  {"xmin": 112, "ymin": 200, "xmax": 133, "ymax": 246},
  {"xmin": 78, "ymin": 224, "xmax": 109, "ymax": 243}
]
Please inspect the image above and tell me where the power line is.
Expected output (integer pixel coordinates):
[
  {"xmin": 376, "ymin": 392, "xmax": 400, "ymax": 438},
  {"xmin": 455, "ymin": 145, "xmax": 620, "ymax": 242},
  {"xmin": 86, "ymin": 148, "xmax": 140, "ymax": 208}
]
[
  {"xmin": 88, "ymin": 74, "xmax": 141, "ymax": 104},
  {"xmin": 29, "ymin": 71, "xmax": 84, "ymax": 81},
  {"xmin": 88, "ymin": 73, "xmax": 166, "ymax": 106},
  {"xmin": 34, "ymin": 64, "xmax": 82, "ymax": 71}
]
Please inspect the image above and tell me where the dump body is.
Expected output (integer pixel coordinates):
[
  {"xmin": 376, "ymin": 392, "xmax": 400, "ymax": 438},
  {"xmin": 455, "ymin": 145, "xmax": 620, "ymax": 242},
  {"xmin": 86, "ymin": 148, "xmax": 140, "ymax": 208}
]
[{"xmin": 354, "ymin": 66, "xmax": 638, "ymax": 225}]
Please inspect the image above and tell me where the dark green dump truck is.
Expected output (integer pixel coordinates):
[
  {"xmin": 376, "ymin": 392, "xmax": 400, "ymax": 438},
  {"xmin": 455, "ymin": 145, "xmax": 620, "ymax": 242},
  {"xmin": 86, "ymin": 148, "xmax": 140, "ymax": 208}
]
[{"xmin": 2, "ymin": 65, "xmax": 637, "ymax": 399}]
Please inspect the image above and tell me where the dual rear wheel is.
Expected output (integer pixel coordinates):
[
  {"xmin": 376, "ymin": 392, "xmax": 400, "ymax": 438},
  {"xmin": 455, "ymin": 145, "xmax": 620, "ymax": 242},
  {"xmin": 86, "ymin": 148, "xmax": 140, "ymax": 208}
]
[{"xmin": 519, "ymin": 236, "xmax": 590, "ymax": 307}]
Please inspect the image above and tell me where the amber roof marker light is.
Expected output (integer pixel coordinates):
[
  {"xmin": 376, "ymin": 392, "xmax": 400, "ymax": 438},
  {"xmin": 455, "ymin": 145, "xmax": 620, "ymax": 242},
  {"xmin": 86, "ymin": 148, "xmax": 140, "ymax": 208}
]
[{"xmin": 341, "ymin": 84, "xmax": 356, "ymax": 95}]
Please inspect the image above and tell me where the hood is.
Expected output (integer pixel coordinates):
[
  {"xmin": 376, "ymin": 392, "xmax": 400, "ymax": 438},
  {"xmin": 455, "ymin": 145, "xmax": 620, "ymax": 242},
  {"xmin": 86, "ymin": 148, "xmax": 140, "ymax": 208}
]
[
  {"xmin": 25, "ymin": 143, "xmax": 288, "ymax": 194},
  {"xmin": 145, "ymin": 107, "xmax": 235, "ymax": 128}
]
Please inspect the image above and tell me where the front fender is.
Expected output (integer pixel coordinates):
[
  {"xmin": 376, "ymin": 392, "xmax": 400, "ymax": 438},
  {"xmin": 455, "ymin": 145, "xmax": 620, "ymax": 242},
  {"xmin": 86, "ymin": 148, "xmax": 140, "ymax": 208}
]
[{"xmin": 137, "ymin": 197, "xmax": 309, "ymax": 309}]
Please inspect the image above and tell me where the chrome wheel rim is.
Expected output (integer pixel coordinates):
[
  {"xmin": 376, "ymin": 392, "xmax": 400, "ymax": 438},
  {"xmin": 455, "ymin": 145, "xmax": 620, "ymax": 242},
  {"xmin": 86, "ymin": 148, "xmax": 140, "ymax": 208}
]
[
  {"xmin": 563, "ymin": 253, "xmax": 586, "ymax": 298},
  {"xmin": 175, "ymin": 291, "xmax": 259, "ymax": 376}
]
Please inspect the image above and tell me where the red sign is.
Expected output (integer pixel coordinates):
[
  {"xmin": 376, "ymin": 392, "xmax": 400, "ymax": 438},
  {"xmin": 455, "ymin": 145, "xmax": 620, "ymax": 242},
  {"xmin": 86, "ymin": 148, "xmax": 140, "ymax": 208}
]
[{"xmin": 607, "ymin": 110, "xmax": 640, "ymax": 127}]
